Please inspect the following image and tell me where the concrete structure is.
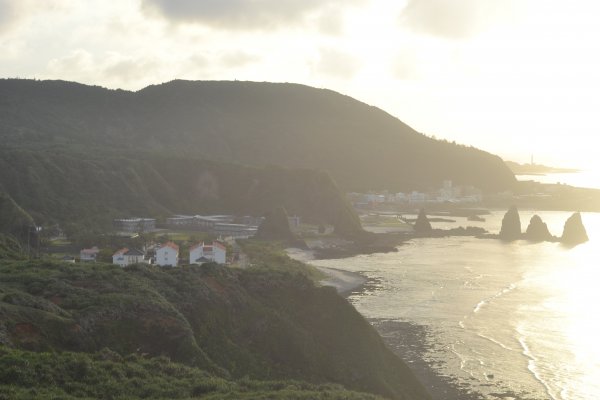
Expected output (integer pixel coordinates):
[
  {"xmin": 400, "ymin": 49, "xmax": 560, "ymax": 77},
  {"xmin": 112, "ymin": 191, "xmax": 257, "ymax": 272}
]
[
  {"xmin": 189, "ymin": 241, "xmax": 226, "ymax": 265},
  {"xmin": 112, "ymin": 248, "xmax": 146, "ymax": 267},
  {"xmin": 80, "ymin": 246, "xmax": 100, "ymax": 262},
  {"xmin": 113, "ymin": 218, "xmax": 156, "ymax": 233},
  {"xmin": 156, "ymin": 242, "xmax": 179, "ymax": 267}
]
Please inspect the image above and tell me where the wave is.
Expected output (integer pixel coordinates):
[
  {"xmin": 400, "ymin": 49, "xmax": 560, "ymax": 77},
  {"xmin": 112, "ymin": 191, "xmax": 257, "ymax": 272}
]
[
  {"xmin": 476, "ymin": 331, "xmax": 515, "ymax": 352},
  {"xmin": 516, "ymin": 324, "xmax": 559, "ymax": 400},
  {"xmin": 473, "ymin": 283, "xmax": 517, "ymax": 314}
]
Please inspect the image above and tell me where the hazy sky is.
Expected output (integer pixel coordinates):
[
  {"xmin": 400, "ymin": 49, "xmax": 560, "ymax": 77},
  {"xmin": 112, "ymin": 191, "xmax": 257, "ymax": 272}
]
[{"xmin": 1, "ymin": 0, "xmax": 599, "ymax": 168}]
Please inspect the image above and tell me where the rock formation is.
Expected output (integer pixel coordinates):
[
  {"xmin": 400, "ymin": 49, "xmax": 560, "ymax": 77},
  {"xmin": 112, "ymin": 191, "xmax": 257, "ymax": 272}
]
[
  {"xmin": 414, "ymin": 209, "xmax": 432, "ymax": 234},
  {"xmin": 561, "ymin": 212, "xmax": 589, "ymax": 245},
  {"xmin": 499, "ymin": 206, "xmax": 522, "ymax": 240},
  {"xmin": 524, "ymin": 215, "xmax": 554, "ymax": 242},
  {"xmin": 256, "ymin": 206, "xmax": 298, "ymax": 242}
]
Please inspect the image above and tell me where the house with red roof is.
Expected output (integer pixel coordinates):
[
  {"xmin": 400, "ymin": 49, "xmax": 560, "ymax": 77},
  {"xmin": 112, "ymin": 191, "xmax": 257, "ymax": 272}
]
[
  {"xmin": 80, "ymin": 246, "xmax": 100, "ymax": 262},
  {"xmin": 156, "ymin": 242, "xmax": 179, "ymax": 267},
  {"xmin": 112, "ymin": 248, "xmax": 146, "ymax": 267},
  {"xmin": 189, "ymin": 241, "xmax": 226, "ymax": 265}
]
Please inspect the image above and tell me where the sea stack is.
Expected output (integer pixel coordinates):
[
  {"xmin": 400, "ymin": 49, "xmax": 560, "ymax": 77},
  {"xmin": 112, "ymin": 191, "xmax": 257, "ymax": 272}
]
[
  {"xmin": 524, "ymin": 215, "xmax": 554, "ymax": 242},
  {"xmin": 561, "ymin": 212, "xmax": 589, "ymax": 245},
  {"xmin": 414, "ymin": 209, "xmax": 432, "ymax": 234},
  {"xmin": 256, "ymin": 206, "xmax": 296, "ymax": 242},
  {"xmin": 499, "ymin": 206, "xmax": 522, "ymax": 240}
]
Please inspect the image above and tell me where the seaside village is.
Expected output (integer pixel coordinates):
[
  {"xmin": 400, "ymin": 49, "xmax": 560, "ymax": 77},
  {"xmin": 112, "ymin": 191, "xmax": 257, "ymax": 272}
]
[
  {"xmin": 348, "ymin": 180, "xmax": 484, "ymax": 208},
  {"xmin": 57, "ymin": 180, "xmax": 487, "ymax": 266},
  {"xmin": 65, "ymin": 213, "xmax": 302, "ymax": 267}
]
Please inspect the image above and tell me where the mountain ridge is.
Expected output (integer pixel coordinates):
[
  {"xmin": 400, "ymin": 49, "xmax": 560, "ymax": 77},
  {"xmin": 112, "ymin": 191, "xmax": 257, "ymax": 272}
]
[{"xmin": 0, "ymin": 78, "xmax": 516, "ymax": 192}]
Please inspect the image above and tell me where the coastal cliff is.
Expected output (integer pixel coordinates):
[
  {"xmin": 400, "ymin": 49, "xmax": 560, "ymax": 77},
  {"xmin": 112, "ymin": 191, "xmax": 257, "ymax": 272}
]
[{"xmin": 0, "ymin": 259, "xmax": 430, "ymax": 400}]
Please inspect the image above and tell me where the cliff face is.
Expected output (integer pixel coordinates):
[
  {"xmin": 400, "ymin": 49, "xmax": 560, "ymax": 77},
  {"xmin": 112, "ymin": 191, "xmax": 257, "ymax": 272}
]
[
  {"xmin": 0, "ymin": 79, "xmax": 516, "ymax": 193},
  {"xmin": 0, "ymin": 261, "xmax": 430, "ymax": 400}
]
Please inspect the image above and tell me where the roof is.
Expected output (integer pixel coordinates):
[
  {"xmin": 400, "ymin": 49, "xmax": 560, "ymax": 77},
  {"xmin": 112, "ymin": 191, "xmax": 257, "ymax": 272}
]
[
  {"xmin": 124, "ymin": 249, "xmax": 145, "ymax": 256},
  {"xmin": 113, "ymin": 248, "xmax": 128, "ymax": 257},
  {"xmin": 81, "ymin": 246, "xmax": 100, "ymax": 255},
  {"xmin": 213, "ymin": 241, "xmax": 226, "ymax": 250},
  {"xmin": 62, "ymin": 255, "xmax": 75, "ymax": 260},
  {"xmin": 190, "ymin": 242, "xmax": 204, "ymax": 252},
  {"xmin": 190, "ymin": 241, "xmax": 226, "ymax": 252},
  {"xmin": 159, "ymin": 241, "xmax": 179, "ymax": 251}
]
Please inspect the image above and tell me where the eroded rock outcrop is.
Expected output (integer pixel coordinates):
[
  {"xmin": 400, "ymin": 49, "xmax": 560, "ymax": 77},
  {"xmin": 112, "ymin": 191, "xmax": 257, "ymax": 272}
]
[
  {"xmin": 414, "ymin": 209, "xmax": 432, "ymax": 234},
  {"xmin": 561, "ymin": 212, "xmax": 589, "ymax": 245},
  {"xmin": 499, "ymin": 206, "xmax": 522, "ymax": 240},
  {"xmin": 524, "ymin": 215, "xmax": 554, "ymax": 242}
]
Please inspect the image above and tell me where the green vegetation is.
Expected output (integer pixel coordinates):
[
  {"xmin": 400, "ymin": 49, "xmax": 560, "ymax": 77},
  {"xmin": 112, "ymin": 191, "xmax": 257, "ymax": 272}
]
[
  {"xmin": 239, "ymin": 240, "xmax": 324, "ymax": 282},
  {"xmin": 0, "ymin": 257, "xmax": 430, "ymax": 399},
  {"xmin": 0, "ymin": 79, "xmax": 516, "ymax": 193},
  {"xmin": 0, "ymin": 149, "xmax": 364, "ymax": 239},
  {"xmin": 0, "ymin": 347, "xmax": 384, "ymax": 399}
]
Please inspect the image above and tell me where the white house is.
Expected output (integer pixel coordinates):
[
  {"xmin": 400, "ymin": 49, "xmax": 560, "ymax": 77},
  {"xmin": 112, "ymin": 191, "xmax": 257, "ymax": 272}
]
[
  {"xmin": 189, "ymin": 241, "xmax": 226, "ymax": 265},
  {"xmin": 156, "ymin": 242, "xmax": 179, "ymax": 267},
  {"xmin": 80, "ymin": 246, "xmax": 100, "ymax": 262},
  {"xmin": 112, "ymin": 248, "xmax": 146, "ymax": 267}
]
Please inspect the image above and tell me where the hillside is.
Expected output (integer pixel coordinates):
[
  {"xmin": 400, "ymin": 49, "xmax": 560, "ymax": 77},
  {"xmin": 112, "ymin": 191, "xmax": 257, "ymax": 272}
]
[
  {"xmin": 0, "ymin": 347, "xmax": 385, "ymax": 399},
  {"xmin": 0, "ymin": 149, "xmax": 363, "ymax": 238},
  {"xmin": 0, "ymin": 79, "xmax": 516, "ymax": 192},
  {"xmin": 0, "ymin": 259, "xmax": 430, "ymax": 400}
]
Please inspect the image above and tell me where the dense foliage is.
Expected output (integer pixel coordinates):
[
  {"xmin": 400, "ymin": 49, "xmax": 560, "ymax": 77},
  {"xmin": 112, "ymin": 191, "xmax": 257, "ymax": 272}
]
[
  {"xmin": 0, "ymin": 149, "xmax": 363, "ymax": 237},
  {"xmin": 0, "ymin": 79, "xmax": 516, "ymax": 193},
  {"xmin": 0, "ymin": 257, "xmax": 430, "ymax": 399},
  {"xmin": 0, "ymin": 347, "xmax": 384, "ymax": 399}
]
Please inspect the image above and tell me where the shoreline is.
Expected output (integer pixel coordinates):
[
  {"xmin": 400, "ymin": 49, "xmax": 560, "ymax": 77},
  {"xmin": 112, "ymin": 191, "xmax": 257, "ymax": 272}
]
[{"xmin": 286, "ymin": 247, "xmax": 488, "ymax": 400}]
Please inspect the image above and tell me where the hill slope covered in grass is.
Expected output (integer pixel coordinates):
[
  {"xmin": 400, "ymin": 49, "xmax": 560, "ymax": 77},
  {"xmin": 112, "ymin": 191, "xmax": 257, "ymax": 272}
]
[
  {"xmin": 0, "ymin": 258, "xmax": 430, "ymax": 400},
  {"xmin": 0, "ymin": 78, "xmax": 516, "ymax": 192},
  {"xmin": 0, "ymin": 149, "xmax": 363, "ymax": 238}
]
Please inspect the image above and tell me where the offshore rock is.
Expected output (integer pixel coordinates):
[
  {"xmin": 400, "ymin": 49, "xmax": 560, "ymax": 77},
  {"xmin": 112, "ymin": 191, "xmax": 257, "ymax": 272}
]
[
  {"xmin": 561, "ymin": 212, "xmax": 589, "ymax": 245},
  {"xmin": 499, "ymin": 206, "xmax": 522, "ymax": 240},
  {"xmin": 524, "ymin": 215, "xmax": 554, "ymax": 242},
  {"xmin": 414, "ymin": 209, "xmax": 432, "ymax": 234}
]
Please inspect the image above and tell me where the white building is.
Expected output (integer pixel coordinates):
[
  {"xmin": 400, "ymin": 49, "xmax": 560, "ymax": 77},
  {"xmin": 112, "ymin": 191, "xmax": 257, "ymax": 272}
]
[
  {"xmin": 113, "ymin": 218, "xmax": 156, "ymax": 233},
  {"xmin": 112, "ymin": 248, "xmax": 146, "ymax": 267},
  {"xmin": 189, "ymin": 241, "xmax": 226, "ymax": 265},
  {"xmin": 408, "ymin": 191, "xmax": 427, "ymax": 204},
  {"xmin": 156, "ymin": 242, "xmax": 179, "ymax": 267},
  {"xmin": 80, "ymin": 246, "xmax": 100, "ymax": 262}
]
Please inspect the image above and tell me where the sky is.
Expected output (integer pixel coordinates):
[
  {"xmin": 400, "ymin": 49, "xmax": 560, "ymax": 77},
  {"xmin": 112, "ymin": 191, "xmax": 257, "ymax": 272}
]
[{"xmin": 1, "ymin": 0, "xmax": 599, "ymax": 169}]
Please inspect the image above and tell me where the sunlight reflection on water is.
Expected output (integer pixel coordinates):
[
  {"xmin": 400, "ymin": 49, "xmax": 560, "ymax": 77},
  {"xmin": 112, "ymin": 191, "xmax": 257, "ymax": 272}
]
[{"xmin": 308, "ymin": 210, "xmax": 600, "ymax": 400}]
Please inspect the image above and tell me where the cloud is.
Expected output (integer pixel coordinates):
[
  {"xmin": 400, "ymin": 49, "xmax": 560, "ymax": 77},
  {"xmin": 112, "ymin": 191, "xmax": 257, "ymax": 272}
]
[
  {"xmin": 400, "ymin": 0, "xmax": 518, "ymax": 39},
  {"xmin": 0, "ymin": 0, "xmax": 22, "ymax": 33},
  {"xmin": 140, "ymin": 0, "xmax": 360, "ymax": 30},
  {"xmin": 219, "ymin": 51, "xmax": 260, "ymax": 68},
  {"xmin": 0, "ymin": 0, "xmax": 70, "ymax": 34},
  {"xmin": 314, "ymin": 47, "xmax": 361, "ymax": 79},
  {"xmin": 46, "ymin": 50, "xmax": 162, "ymax": 88}
]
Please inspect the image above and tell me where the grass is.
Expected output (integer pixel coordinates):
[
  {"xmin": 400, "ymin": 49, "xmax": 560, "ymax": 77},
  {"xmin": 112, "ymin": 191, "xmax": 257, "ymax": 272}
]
[{"xmin": 0, "ymin": 347, "xmax": 384, "ymax": 400}]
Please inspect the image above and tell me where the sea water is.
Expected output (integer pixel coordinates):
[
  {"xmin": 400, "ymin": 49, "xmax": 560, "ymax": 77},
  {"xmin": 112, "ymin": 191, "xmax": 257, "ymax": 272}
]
[{"xmin": 308, "ymin": 210, "xmax": 600, "ymax": 400}]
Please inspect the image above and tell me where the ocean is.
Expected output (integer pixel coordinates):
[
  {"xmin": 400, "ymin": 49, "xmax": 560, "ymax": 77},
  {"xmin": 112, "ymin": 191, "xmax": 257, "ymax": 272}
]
[
  {"xmin": 516, "ymin": 169, "xmax": 600, "ymax": 190},
  {"xmin": 307, "ymin": 210, "xmax": 600, "ymax": 400}
]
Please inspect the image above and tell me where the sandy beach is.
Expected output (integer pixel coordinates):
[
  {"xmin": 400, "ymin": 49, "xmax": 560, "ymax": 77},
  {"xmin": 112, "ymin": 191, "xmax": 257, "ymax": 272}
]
[{"xmin": 286, "ymin": 247, "xmax": 369, "ymax": 295}]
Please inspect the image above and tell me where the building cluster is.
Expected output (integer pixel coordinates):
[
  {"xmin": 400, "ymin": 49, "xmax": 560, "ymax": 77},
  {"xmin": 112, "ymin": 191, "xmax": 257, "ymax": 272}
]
[
  {"xmin": 113, "ymin": 218, "xmax": 156, "ymax": 233},
  {"xmin": 166, "ymin": 215, "xmax": 259, "ymax": 238},
  {"xmin": 111, "ymin": 241, "xmax": 226, "ymax": 267},
  {"xmin": 349, "ymin": 180, "xmax": 483, "ymax": 207}
]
